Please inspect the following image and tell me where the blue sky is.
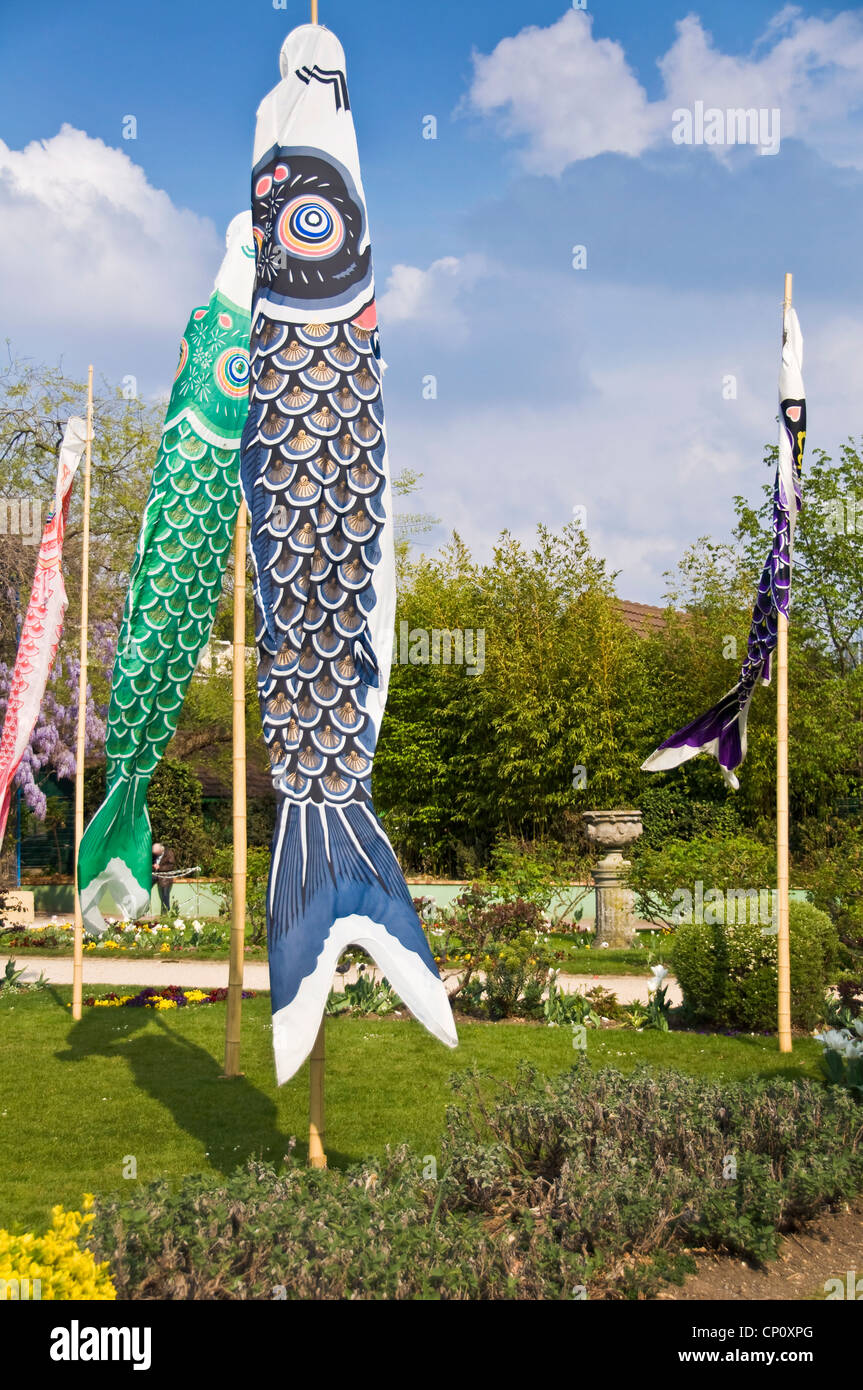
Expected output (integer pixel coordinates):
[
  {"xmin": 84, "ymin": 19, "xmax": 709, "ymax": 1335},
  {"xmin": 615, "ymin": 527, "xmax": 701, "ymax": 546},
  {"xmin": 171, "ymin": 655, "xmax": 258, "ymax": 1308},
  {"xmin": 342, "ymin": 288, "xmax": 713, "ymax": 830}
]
[{"xmin": 1, "ymin": 1, "xmax": 862, "ymax": 599}]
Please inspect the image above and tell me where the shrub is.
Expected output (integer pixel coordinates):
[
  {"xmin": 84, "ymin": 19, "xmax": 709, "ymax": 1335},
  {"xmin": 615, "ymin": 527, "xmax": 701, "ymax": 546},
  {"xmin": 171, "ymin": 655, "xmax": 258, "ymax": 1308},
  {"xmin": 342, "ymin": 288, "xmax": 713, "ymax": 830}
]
[
  {"xmin": 628, "ymin": 832, "xmax": 776, "ymax": 924},
  {"xmin": 673, "ymin": 900, "xmax": 839, "ymax": 1032},
  {"xmin": 444, "ymin": 884, "xmax": 556, "ymax": 1017},
  {"xmin": 147, "ymin": 759, "xmax": 211, "ymax": 871},
  {"xmin": 637, "ymin": 785, "xmax": 741, "ymax": 851},
  {"xmin": 215, "ymin": 845, "xmax": 270, "ymax": 944},
  {"xmin": 88, "ymin": 1064, "xmax": 863, "ymax": 1300},
  {"xmin": 480, "ymin": 930, "xmax": 555, "ymax": 1019},
  {"xmin": 325, "ymin": 975, "xmax": 401, "ymax": 1017},
  {"xmin": 1, "ymin": 1198, "xmax": 115, "ymax": 1300},
  {"xmin": 89, "ymin": 1152, "xmax": 515, "ymax": 1300},
  {"xmin": 802, "ymin": 827, "xmax": 863, "ymax": 1017}
]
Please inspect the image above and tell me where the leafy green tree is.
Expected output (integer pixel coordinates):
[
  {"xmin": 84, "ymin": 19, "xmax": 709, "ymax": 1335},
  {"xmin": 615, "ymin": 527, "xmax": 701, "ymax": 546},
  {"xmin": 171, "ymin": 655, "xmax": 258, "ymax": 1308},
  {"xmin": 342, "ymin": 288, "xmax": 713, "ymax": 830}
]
[{"xmin": 375, "ymin": 523, "xmax": 650, "ymax": 872}]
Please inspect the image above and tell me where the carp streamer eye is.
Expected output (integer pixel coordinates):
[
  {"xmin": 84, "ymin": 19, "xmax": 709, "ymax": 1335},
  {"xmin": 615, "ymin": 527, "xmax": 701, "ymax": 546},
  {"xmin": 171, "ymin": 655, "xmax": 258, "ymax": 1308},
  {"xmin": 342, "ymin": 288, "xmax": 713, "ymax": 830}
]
[{"xmin": 277, "ymin": 196, "xmax": 345, "ymax": 259}]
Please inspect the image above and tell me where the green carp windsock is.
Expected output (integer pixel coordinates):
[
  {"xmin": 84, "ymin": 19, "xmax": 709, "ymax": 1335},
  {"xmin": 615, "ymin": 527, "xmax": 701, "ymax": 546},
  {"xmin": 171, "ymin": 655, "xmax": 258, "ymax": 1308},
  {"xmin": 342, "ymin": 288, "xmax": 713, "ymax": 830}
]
[{"xmin": 78, "ymin": 213, "xmax": 255, "ymax": 932}]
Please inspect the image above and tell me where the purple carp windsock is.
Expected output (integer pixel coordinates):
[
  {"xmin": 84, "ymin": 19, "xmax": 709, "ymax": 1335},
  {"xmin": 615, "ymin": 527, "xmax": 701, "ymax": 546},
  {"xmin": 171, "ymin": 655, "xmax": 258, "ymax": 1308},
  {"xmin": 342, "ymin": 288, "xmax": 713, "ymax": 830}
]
[
  {"xmin": 243, "ymin": 24, "xmax": 457, "ymax": 1083},
  {"xmin": 0, "ymin": 417, "xmax": 86, "ymax": 848},
  {"xmin": 642, "ymin": 307, "xmax": 806, "ymax": 790}
]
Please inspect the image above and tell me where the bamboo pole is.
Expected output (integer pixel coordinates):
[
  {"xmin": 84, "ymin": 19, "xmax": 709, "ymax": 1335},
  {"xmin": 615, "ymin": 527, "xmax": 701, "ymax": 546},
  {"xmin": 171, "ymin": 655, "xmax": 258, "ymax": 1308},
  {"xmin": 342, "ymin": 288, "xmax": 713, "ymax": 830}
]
[
  {"xmin": 308, "ymin": 1019, "xmax": 326, "ymax": 1167},
  {"xmin": 71, "ymin": 367, "xmax": 94, "ymax": 1021},
  {"xmin": 777, "ymin": 272, "xmax": 793, "ymax": 1053},
  {"xmin": 305, "ymin": 0, "xmax": 325, "ymax": 1164},
  {"xmin": 223, "ymin": 503, "xmax": 248, "ymax": 1076}
]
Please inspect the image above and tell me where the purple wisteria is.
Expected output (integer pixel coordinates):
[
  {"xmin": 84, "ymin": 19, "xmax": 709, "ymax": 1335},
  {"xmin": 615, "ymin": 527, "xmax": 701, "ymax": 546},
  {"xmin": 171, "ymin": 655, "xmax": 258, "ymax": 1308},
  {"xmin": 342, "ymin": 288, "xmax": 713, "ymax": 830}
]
[{"xmin": 0, "ymin": 619, "xmax": 116, "ymax": 819}]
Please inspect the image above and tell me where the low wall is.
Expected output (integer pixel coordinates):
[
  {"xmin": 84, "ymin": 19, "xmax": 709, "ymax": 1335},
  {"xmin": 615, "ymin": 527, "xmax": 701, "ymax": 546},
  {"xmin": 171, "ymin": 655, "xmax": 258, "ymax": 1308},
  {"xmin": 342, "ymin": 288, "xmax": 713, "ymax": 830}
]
[
  {"xmin": 31, "ymin": 880, "xmax": 225, "ymax": 920},
  {"xmin": 27, "ymin": 879, "xmax": 812, "ymax": 925}
]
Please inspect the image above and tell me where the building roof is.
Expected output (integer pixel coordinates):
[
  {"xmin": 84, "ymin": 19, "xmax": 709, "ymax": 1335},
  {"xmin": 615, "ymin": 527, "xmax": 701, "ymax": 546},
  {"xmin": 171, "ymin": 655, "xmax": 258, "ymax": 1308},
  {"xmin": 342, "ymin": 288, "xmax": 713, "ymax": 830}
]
[{"xmin": 615, "ymin": 599, "xmax": 671, "ymax": 637}]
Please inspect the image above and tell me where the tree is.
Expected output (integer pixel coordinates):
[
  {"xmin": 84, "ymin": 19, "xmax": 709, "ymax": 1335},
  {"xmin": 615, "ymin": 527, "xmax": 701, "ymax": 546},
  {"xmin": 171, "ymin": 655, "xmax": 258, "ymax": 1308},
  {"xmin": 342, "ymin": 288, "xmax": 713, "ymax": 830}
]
[{"xmin": 375, "ymin": 522, "xmax": 649, "ymax": 873}]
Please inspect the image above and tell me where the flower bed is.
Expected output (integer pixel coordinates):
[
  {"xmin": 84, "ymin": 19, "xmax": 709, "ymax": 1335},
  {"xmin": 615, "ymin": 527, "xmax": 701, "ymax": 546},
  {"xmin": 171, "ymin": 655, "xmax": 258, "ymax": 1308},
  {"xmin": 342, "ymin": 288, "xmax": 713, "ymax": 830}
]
[
  {"xmin": 4, "ymin": 916, "xmax": 236, "ymax": 956},
  {"xmin": 81, "ymin": 985, "xmax": 256, "ymax": 1010}
]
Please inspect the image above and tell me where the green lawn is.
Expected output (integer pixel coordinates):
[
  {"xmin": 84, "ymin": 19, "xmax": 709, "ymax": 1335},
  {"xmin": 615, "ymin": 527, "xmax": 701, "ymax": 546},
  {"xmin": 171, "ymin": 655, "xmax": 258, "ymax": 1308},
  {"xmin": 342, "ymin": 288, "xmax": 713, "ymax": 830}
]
[
  {"xmin": 0, "ymin": 987, "xmax": 823, "ymax": 1232},
  {"xmin": 547, "ymin": 934, "xmax": 673, "ymax": 975}
]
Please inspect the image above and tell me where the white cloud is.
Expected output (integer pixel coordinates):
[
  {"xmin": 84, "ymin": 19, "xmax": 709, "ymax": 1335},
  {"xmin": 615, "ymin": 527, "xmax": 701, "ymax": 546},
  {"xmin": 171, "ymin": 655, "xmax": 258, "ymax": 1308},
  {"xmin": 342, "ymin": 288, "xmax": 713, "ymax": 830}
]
[
  {"xmin": 0, "ymin": 124, "xmax": 224, "ymax": 378},
  {"xmin": 467, "ymin": 7, "xmax": 863, "ymax": 174},
  {"xmin": 387, "ymin": 280, "xmax": 858, "ymax": 603},
  {"xmin": 378, "ymin": 255, "xmax": 489, "ymax": 335},
  {"xmin": 467, "ymin": 10, "xmax": 657, "ymax": 173}
]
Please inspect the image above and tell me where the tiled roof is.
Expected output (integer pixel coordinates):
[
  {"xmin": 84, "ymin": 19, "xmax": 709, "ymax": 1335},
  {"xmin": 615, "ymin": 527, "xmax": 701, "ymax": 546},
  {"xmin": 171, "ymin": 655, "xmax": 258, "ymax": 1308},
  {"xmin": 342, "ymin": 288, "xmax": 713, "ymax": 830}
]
[{"xmin": 615, "ymin": 599, "xmax": 671, "ymax": 636}]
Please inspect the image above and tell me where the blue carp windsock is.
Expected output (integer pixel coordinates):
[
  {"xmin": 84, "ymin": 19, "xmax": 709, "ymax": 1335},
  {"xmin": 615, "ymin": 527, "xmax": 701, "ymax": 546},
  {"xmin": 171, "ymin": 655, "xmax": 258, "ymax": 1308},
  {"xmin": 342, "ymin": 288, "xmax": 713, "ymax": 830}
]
[
  {"xmin": 78, "ymin": 214, "xmax": 255, "ymax": 931},
  {"xmin": 243, "ymin": 24, "xmax": 457, "ymax": 1083},
  {"xmin": 642, "ymin": 307, "xmax": 805, "ymax": 789}
]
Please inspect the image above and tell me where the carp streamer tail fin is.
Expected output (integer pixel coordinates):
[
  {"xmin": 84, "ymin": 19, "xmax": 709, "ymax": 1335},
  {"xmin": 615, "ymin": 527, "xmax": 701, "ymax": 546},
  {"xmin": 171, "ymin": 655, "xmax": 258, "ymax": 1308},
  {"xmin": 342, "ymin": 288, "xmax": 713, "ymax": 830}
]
[
  {"xmin": 267, "ymin": 800, "xmax": 457, "ymax": 1085},
  {"xmin": 78, "ymin": 777, "xmax": 153, "ymax": 931},
  {"xmin": 641, "ymin": 683, "xmax": 752, "ymax": 792}
]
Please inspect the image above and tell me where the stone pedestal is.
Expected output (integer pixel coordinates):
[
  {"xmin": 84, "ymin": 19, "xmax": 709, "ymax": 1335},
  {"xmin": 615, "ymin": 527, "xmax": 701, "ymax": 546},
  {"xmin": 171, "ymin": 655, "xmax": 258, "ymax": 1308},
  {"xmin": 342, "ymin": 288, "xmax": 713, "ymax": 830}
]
[{"xmin": 583, "ymin": 810, "xmax": 643, "ymax": 948}]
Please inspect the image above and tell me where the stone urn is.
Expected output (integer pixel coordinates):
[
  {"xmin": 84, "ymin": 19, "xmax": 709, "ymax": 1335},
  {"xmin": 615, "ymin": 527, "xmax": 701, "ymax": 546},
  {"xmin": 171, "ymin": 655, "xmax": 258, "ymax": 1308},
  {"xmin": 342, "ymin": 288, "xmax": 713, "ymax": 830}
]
[{"xmin": 582, "ymin": 810, "xmax": 643, "ymax": 948}]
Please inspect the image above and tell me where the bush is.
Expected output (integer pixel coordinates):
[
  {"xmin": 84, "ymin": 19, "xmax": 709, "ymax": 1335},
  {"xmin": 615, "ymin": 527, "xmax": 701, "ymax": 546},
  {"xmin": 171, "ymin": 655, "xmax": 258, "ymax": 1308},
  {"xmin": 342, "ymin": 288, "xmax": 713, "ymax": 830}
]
[
  {"xmin": 89, "ymin": 1151, "xmax": 515, "ymax": 1300},
  {"xmin": 802, "ymin": 826, "xmax": 863, "ymax": 1016},
  {"xmin": 673, "ymin": 900, "xmax": 839, "ymax": 1032},
  {"xmin": 147, "ymin": 759, "xmax": 208, "ymax": 865},
  {"xmin": 89, "ymin": 1063, "xmax": 863, "ymax": 1300},
  {"xmin": 637, "ymin": 785, "xmax": 741, "ymax": 851},
  {"xmin": 443, "ymin": 885, "xmax": 556, "ymax": 1018},
  {"xmin": 215, "ymin": 845, "xmax": 270, "ymax": 944},
  {"xmin": 1, "ymin": 1198, "xmax": 115, "ymax": 1300},
  {"xmin": 84, "ymin": 759, "xmax": 216, "ymax": 873},
  {"xmin": 629, "ymin": 832, "xmax": 776, "ymax": 924}
]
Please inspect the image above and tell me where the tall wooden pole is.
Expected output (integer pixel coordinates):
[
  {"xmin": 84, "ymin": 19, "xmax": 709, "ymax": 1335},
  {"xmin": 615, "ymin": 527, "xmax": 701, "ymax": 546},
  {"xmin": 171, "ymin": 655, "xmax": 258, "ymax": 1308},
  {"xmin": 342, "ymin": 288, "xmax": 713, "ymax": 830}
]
[
  {"xmin": 776, "ymin": 273, "xmax": 793, "ymax": 1053},
  {"xmin": 306, "ymin": 0, "xmax": 326, "ymax": 1161},
  {"xmin": 71, "ymin": 367, "xmax": 94, "ymax": 1021},
  {"xmin": 309, "ymin": 1020, "xmax": 326, "ymax": 1167},
  {"xmin": 223, "ymin": 503, "xmax": 248, "ymax": 1076}
]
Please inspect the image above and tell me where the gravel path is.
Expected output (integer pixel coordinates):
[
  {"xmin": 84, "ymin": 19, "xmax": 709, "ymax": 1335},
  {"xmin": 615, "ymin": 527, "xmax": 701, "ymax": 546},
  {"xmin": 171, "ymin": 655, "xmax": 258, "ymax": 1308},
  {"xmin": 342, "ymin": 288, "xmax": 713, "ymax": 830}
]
[{"xmin": 1, "ymin": 953, "xmax": 681, "ymax": 1004}]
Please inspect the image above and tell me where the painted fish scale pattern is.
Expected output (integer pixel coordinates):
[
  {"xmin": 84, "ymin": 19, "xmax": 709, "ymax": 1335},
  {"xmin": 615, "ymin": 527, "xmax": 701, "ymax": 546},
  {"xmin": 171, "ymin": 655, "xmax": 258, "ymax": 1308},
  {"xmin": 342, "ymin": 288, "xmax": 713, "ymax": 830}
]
[
  {"xmin": 104, "ymin": 420, "xmax": 241, "ymax": 789},
  {"xmin": 244, "ymin": 312, "xmax": 387, "ymax": 806}
]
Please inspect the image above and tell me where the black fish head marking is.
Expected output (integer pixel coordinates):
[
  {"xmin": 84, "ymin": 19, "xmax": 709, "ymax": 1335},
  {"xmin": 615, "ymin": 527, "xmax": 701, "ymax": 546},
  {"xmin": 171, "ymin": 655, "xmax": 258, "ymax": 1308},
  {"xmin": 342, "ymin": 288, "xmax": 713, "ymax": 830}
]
[{"xmin": 252, "ymin": 151, "xmax": 371, "ymax": 311}]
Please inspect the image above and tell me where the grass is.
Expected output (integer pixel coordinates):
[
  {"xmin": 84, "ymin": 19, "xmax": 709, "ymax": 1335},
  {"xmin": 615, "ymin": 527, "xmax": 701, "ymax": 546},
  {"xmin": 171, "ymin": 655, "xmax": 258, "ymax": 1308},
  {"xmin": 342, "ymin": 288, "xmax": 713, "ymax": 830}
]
[
  {"xmin": 0, "ymin": 985, "xmax": 824, "ymax": 1233},
  {"xmin": 547, "ymin": 933, "xmax": 673, "ymax": 975}
]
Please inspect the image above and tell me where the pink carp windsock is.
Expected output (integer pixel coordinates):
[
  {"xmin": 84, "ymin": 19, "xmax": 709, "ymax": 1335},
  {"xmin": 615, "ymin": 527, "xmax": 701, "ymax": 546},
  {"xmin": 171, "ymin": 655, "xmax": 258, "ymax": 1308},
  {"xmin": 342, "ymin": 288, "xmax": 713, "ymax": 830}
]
[
  {"xmin": 0, "ymin": 417, "xmax": 87, "ymax": 848},
  {"xmin": 642, "ymin": 307, "xmax": 806, "ymax": 789},
  {"xmin": 243, "ymin": 24, "xmax": 457, "ymax": 1083}
]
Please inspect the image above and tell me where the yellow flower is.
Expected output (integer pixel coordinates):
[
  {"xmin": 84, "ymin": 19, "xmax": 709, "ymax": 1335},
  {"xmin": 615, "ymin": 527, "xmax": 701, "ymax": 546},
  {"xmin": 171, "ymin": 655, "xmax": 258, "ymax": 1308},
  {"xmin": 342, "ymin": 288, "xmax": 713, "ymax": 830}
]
[{"xmin": 0, "ymin": 1201, "xmax": 115, "ymax": 1300}]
